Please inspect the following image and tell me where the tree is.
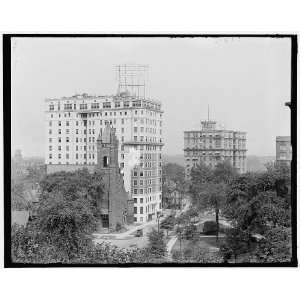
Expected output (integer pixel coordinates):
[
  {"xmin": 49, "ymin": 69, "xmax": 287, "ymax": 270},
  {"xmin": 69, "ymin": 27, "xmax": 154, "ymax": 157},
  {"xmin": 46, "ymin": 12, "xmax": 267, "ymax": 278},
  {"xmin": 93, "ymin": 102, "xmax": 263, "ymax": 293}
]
[
  {"xmin": 147, "ymin": 229, "xmax": 167, "ymax": 258},
  {"xmin": 24, "ymin": 169, "xmax": 105, "ymax": 260},
  {"xmin": 162, "ymin": 163, "xmax": 185, "ymax": 209},
  {"xmin": 252, "ymin": 227, "xmax": 291, "ymax": 263},
  {"xmin": 220, "ymin": 227, "xmax": 252, "ymax": 262},
  {"xmin": 11, "ymin": 180, "xmax": 29, "ymax": 210},
  {"xmin": 197, "ymin": 182, "xmax": 227, "ymax": 240},
  {"xmin": 11, "ymin": 224, "xmax": 157, "ymax": 264},
  {"xmin": 37, "ymin": 191, "xmax": 97, "ymax": 259},
  {"xmin": 162, "ymin": 163, "xmax": 185, "ymax": 184},
  {"xmin": 213, "ymin": 160, "xmax": 237, "ymax": 184}
]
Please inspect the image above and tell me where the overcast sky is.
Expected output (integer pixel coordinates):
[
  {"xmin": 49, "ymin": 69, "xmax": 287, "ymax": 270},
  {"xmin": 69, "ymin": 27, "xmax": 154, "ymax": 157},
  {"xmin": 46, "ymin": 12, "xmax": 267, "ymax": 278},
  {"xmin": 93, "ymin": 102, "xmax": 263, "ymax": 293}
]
[{"xmin": 11, "ymin": 37, "xmax": 291, "ymax": 157}]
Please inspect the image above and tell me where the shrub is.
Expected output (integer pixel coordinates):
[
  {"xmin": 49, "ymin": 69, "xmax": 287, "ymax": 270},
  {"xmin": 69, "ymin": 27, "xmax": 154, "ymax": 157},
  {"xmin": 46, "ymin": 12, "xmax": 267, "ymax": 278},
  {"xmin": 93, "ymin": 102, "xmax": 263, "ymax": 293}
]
[
  {"xmin": 183, "ymin": 224, "xmax": 197, "ymax": 240},
  {"xmin": 147, "ymin": 229, "xmax": 167, "ymax": 258},
  {"xmin": 202, "ymin": 221, "xmax": 218, "ymax": 235},
  {"xmin": 116, "ymin": 222, "xmax": 122, "ymax": 232}
]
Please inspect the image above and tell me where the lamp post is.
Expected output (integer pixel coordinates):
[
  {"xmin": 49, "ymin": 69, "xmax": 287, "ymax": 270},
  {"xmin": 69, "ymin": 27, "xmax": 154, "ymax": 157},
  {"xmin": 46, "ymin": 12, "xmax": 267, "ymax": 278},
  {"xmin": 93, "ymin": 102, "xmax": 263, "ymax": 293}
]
[{"xmin": 176, "ymin": 224, "xmax": 183, "ymax": 261}]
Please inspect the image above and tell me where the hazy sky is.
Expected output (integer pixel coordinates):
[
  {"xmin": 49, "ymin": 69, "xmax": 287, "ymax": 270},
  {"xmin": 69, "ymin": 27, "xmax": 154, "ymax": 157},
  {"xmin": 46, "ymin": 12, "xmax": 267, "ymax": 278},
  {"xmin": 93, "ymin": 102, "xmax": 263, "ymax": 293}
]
[{"xmin": 11, "ymin": 37, "xmax": 291, "ymax": 157}]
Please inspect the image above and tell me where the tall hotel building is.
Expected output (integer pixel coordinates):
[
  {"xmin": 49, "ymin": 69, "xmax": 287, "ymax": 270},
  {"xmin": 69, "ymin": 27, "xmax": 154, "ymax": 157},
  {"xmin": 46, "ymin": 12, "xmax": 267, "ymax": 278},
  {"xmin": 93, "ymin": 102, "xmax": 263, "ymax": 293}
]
[
  {"xmin": 184, "ymin": 120, "xmax": 247, "ymax": 179},
  {"xmin": 45, "ymin": 65, "xmax": 163, "ymax": 223}
]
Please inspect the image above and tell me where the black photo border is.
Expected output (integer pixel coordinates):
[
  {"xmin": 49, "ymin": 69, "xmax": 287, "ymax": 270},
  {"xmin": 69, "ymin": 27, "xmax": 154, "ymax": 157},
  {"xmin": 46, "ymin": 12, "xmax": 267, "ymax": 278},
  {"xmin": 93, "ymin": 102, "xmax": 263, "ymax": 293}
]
[{"xmin": 3, "ymin": 33, "xmax": 298, "ymax": 268}]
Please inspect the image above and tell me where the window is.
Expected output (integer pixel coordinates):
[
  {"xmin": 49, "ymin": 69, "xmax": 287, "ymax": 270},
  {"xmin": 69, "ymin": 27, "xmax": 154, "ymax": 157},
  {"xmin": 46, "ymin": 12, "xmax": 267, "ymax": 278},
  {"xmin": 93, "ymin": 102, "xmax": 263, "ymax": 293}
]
[
  {"xmin": 49, "ymin": 104, "xmax": 54, "ymax": 111},
  {"xmin": 80, "ymin": 103, "xmax": 88, "ymax": 110},
  {"xmin": 49, "ymin": 129, "xmax": 52, "ymax": 134},
  {"xmin": 66, "ymin": 137, "xmax": 69, "ymax": 142},
  {"xmin": 140, "ymin": 207, "xmax": 143, "ymax": 214},
  {"xmin": 49, "ymin": 121, "xmax": 52, "ymax": 126},
  {"xmin": 133, "ymin": 180, "xmax": 137, "ymax": 186},
  {"xmin": 49, "ymin": 146, "xmax": 52, "ymax": 151},
  {"xmin": 66, "ymin": 145, "xmax": 69, "ymax": 151},
  {"xmin": 133, "ymin": 100, "xmax": 141, "ymax": 107},
  {"xmin": 140, "ymin": 171, "xmax": 143, "ymax": 177},
  {"xmin": 91, "ymin": 103, "xmax": 99, "ymax": 109},
  {"xmin": 64, "ymin": 103, "xmax": 72, "ymax": 110},
  {"xmin": 58, "ymin": 129, "xmax": 61, "ymax": 134},
  {"xmin": 66, "ymin": 121, "xmax": 69, "ymax": 126},
  {"xmin": 49, "ymin": 153, "xmax": 52, "ymax": 159},
  {"xmin": 66, "ymin": 129, "xmax": 69, "ymax": 134},
  {"xmin": 49, "ymin": 138, "xmax": 52, "ymax": 143},
  {"xmin": 124, "ymin": 101, "xmax": 130, "ymax": 108},
  {"xmin": 58, "ymin": 137, "xmax": 61, "ymax": 143},
  {"xmin": 134, "ymin": 198, "xmax": 137, "ymax": 203},
  {"xmin": 134, "ymin": 127, "xmax": 138, "ymax": 133},
  {"xmin": 140, "ymin": 198, "xmax": 143, "ymax": 204},
  {"xmin": 133, "ymin": 189, "xmax": 138, "ymax": 195},
  {"xmin": 103, "ymin": 102, "xmax": 111, "ymax": 108},
  {"xmin": 115, "ymin": 102, "xmax": 120, "ymax": 108},
  {"xmin": 66, "ymin": 153, "xmax": 69, "ymax": 159},
  {"xmin": 134, "ymin": 207, "xmax": 137, "ymax": 214}
]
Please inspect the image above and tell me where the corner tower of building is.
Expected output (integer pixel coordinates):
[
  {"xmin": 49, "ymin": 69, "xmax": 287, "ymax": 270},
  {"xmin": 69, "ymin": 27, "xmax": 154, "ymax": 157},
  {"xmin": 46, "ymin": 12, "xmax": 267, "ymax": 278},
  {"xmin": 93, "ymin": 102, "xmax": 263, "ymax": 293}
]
[{"xmin": 96, "ymin": 123, "xmax": 134, "ymax": 229}]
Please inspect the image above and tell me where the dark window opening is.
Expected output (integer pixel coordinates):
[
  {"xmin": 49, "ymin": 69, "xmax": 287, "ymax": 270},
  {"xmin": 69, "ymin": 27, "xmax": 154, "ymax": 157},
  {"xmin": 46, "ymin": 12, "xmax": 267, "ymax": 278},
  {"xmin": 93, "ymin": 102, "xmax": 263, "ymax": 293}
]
[
  {"xmin": 101, "ymin": 214, "xmax": 109, "ymax": 228},
  {"xmin": 103, "ymin": 156, "xmax": 109, "ymax": 167}
]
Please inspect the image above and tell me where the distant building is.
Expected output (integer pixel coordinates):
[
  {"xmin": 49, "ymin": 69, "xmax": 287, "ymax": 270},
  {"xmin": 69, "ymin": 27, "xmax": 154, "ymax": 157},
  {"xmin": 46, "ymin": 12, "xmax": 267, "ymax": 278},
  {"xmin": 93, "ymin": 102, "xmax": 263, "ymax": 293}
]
[
  {"xmin": 276, "ymin": 136, "xmax": 292, "ymax": 166},
  {"xmin": 184, "ymin": 120, "xmax": 247, "ymax": 179},
  {"xmin": 14, "ymin": 149, "xmax": 23, "ymax": 164}
]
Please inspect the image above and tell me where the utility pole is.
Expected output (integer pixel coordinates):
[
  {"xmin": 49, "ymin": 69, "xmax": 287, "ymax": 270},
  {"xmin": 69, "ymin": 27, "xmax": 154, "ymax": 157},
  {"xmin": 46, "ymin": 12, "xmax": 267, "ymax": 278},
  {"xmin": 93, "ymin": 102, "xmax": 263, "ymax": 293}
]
[{"xmin": 157, "ymin": 212, "xmax": 162, "ymax": 233}]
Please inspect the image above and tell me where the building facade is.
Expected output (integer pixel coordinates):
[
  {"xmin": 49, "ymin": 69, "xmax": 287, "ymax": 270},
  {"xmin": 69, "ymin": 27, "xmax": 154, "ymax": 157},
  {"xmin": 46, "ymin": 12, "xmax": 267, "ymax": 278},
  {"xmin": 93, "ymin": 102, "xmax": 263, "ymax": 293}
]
[
  {"xmin": 276, "ymin": 136, "xmax": 292, "ymax": 166},
  {"xmin": 45, "ymin": 92, "xmax": 163, "ymax": 223},
  {"xmin": 184, "ymin": 120, "xmax": 247, "ymax": 179}
]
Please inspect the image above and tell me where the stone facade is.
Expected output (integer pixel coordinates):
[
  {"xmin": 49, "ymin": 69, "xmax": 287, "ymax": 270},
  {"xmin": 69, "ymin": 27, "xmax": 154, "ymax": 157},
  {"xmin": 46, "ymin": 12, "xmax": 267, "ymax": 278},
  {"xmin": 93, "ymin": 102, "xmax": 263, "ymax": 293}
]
[{"xmin": 96, "ymin": 123, "xmax": 134, "ymax": 229}]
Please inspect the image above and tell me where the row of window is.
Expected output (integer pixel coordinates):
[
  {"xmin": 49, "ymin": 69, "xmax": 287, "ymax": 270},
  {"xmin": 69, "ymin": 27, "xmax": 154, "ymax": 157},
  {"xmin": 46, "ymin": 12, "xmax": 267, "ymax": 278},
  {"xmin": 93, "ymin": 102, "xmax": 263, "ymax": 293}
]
[
  {"xmin": 49, "ymin": 102, "xmax": 162, "ymax": 114},
  {"xmin": 133, "ymin": 186, "xmax": 162, "ymax": 195},
  {"xmin": 133, "ymin": 179, "xmax": 161, "ymax": 186},
  {"xmin": 49, "ymin": 118, "xmax": 162, "ymax": 129}
]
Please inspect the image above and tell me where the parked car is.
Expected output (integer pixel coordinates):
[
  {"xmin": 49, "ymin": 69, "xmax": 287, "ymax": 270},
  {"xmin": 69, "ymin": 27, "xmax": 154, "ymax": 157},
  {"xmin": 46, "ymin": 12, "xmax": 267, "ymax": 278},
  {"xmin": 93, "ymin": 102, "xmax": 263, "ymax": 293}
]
[{"xmin": 135, "ymin": 229, "xmax": 143, "ymax": 237}]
